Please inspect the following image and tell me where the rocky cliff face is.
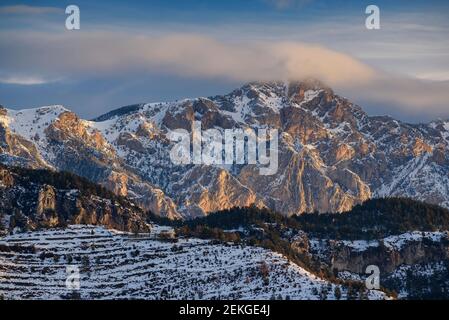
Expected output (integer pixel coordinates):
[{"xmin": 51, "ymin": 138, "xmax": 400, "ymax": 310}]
[
  {"xmin": 0, "ymin": 165, "xmax": 150, "ymax": 233},
  {"xmin": 1, "ymin": 80, "xmax": 449, "ymax": 218},
  {"xmin": 294, "ymin": 231, "xmax": 449, "ymax": 299},
  {"xmin": 297, "ymin": 232, "xmax": 449, "ymax": 274}
]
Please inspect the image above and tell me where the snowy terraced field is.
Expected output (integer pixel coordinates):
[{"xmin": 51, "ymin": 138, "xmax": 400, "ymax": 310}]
[{"xmin": 0, "ymin": 225, "xmax": 386, "ymax": 300}]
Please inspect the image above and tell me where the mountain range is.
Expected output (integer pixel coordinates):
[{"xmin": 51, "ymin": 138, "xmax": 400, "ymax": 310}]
[
  {"xmin": 1, "ymin": 79, "xmax": 449, "ymax": 219},
  {"xmin": 2, "ymin": 80, "xmax": 449, "ymax": 300}
]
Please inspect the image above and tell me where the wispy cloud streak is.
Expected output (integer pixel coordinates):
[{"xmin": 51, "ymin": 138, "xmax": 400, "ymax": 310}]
[{"xmin": 0, "ymin": 5, "xmax": 62, "ymax": 15}]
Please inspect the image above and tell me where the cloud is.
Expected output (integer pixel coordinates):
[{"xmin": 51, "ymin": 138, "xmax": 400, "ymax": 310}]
[
  {"xmin": 341, "ymin": 76, "xmax": 449, "ymax": 119},
  {"xmin": 1, "ymin": 30, "xmax": 448, "ymax": 119},
  {"xmin": 0, "ymin": 5, "xmax": 62, "ymax": 15},
  {"xmin": 414, "ymin": 72, "xmax": 449, "ymax": 82},
  {"xmin": 0, "ymin": 75, "xmax": 58, "ymax": 85},
  {"xmin": 265, "ymin": 0, "xmax": 313, "ymax": 9},
  {"xmin": 0, "ymin": 31, "xmax": 376, "ymax": 86}
]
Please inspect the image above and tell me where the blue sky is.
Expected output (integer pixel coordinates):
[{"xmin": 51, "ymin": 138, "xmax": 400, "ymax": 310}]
[{"xmin": 0, "ymin": 0, "xmax": 448, "ymax": 121}]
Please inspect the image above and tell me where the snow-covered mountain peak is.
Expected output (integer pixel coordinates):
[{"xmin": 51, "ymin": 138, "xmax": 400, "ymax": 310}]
[
  {"xmin": 0, "ymin": 105, "xmax": 68, "ymax": 126},
  {"xmin": 0, "ymin": 105, "xmax": 69, "ymax": 147}
]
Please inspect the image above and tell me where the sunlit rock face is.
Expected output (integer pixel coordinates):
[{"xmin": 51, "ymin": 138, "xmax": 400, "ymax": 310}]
[{"xmin": 1, "ymin": 80, "xmax": 449, "ymax": 218}]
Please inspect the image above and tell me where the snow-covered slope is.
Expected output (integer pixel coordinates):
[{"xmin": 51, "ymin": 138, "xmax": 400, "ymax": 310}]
[{"xmin": 0, "ymin": 225, "xmax": 386, "ymax": 300}]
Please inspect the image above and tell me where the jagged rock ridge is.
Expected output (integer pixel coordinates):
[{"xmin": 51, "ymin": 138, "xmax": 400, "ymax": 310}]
[{"xmin": 1, "ymin": 80, "xmax": 449, "ymax": 218}]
